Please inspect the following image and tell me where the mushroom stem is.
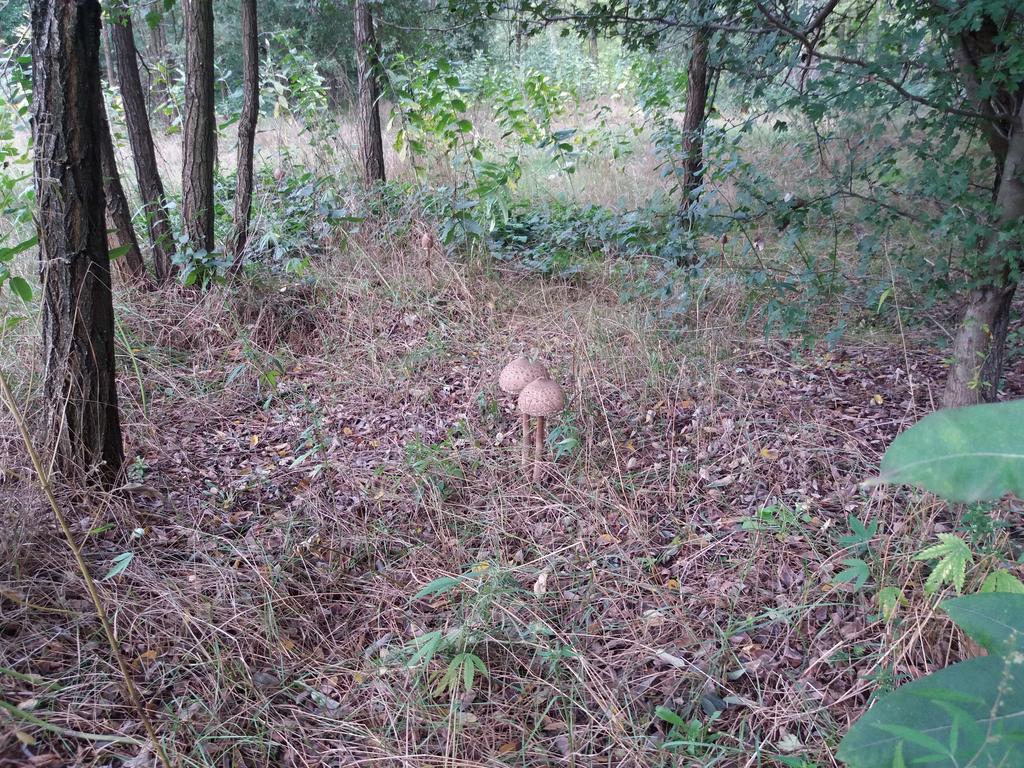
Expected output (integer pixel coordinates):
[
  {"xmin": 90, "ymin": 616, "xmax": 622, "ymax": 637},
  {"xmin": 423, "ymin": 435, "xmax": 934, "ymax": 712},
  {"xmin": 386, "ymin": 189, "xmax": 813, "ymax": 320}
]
[
  {"xmin": 521, "ymin": 412, "xmax": 530, "ymax": 468},
  {"xmin": 533, "ymin": 416, "xmax": 546, "ymax": 483}
]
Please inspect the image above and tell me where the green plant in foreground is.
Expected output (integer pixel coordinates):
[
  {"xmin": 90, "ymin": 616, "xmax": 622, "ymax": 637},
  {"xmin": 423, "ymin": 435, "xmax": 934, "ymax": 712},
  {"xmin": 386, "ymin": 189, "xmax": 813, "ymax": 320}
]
[
  {"xmin": 655, "ymin": 705, "xmax": 722, "ymax": 758},
  {"xmin": 839, "ymin": 400, "xmax": 1024, "ymax": 767}
]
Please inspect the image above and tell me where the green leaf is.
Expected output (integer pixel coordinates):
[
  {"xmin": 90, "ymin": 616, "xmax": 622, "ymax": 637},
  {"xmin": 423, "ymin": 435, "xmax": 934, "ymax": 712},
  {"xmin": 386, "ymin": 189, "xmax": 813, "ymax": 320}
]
[
  {"xmin": 8, "ymin": 276, "xmax": 31, "ymax": 302},
  {"xmin": 838, "ymin": 654, "xmax": 1024, "ymax": 767},
  {"xmin": 979, "ymin": 570, "xmax": 1024, "ymax": 595},
  {"xmin": 655, "ymin": 706, "xmax": 685, "ymax": 728},
  {"xmin": 915, "ymin": 533, "xmax": 972, "ymax": 594},
  {"xmin": 942, "ymin": 593, "xmax": 1024, "ymax": 655},
  {"xmin": 108, "ymin": 244, "xmax": 133, "ymax": 261},
  {"xmin": 2, "ymin": 315, "xmax": 25, "ymax": 332},
  {"xmin": 407, "ymin": 630, "xmax": 442, "ymax": 668},
  {"xmin": 102, "ymin": 551, "xmax": 134, "ymax": 580},
  {"xmin": 413, "ymin": 575, "xmax": 461, "ymax": 601},
  {"xmin": 0, "ymin": 234, "xmax": 37, "ymax": 262},
  {"xmin": 877, "ymin": 586, "xmax": 906, "ymax": 620},
  {"xmin": 833, "ymin": 557, "xmax": 870, "ymax": 590},
  {"xmin": 839, "ymin": 516, "xmax": 878, "ymax": 549},
  {"xmin": 874, "ymin": 401, "xmax": 1024, "ymax": 502}
]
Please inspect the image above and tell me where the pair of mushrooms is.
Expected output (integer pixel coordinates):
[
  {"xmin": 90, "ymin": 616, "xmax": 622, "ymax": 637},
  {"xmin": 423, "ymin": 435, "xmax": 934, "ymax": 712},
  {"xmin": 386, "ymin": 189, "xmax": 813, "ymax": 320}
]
[{"xmin": 499, "ymin": 357, "xmax": 565, "ymax": 482}]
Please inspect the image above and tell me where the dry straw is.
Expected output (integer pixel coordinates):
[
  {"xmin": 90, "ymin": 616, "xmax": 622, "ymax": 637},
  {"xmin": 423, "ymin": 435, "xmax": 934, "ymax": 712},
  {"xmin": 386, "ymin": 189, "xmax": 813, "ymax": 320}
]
[{"xmin": 0, "ymin": 372, "xmax": 174, "ymax": 768}]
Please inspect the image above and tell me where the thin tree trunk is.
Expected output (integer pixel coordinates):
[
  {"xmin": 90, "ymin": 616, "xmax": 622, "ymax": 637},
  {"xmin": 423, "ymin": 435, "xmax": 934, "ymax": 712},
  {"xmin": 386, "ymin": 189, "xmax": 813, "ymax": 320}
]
[
  {"xmin": 231, "ymin": 0, "xmax": 259, "ymax": 268},
  {"xmin": 182, "ymin": 0, "xmax": 216, "ymax": 252},
  {"xmin": 102, "ymin": 21, "xmax": 115, "ymax": 84},
  {"xmin": 354, "ymin": 0, "xmax": 386, "ymax": 185},
  {"xmin": 944, "ymin": 26, "xmax": 1024, "ymax": 407},
  {"xmin": 110, "ymin": 0, "xmax": 176, "ymax": 283},
  {"xmin": 98, "ymin": 102, "xmax": 149, "ymax": 285},
  {"xmin": 588, "ymin": 29, "xmax": 598, "ymax": 65},
  {"xmin": 31, "ymin": 0, "xmax": 124, "ymax": 488},
  {"xmin": 148, "ymin": 10, "xmax": 169, "ymax": 117},
  {"xmin": 679, "ymin": 25, "xmax": 710, "ymax": 223}
]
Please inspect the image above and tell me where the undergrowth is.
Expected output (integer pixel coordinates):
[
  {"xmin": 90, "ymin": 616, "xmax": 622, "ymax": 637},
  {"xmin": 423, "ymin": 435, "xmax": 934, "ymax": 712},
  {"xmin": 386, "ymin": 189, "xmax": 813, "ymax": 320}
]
[{"xmin": 3, "ymin": 200, "xmax": 1020, "ymax": 764}]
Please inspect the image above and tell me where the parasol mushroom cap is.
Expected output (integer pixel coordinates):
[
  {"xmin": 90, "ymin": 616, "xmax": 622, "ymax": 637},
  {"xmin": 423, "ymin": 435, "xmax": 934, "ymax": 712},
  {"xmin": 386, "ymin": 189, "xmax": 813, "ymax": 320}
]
[
  {"xmin": 518, "ymin": 377, "xmax": 565, "ymax": 417},
  {"xmin": 499, "ymin": 357, "xmax": 548, "ymax": 395}
]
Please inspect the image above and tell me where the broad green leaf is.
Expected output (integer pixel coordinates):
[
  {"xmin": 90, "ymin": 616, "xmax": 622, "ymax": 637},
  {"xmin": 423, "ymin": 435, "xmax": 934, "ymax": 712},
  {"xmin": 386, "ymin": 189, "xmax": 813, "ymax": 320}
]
[
  {"xmin": 837, "ymin": 654, "xmax": 1024, "ymax": 767},
  {"xmin": 942, "ymin": 593, "xmax": 1024, "ymax": 655},
  {"xmin": 108, "ymin": 244, "xmax": 133, "ymax": 261},
  {"xmin": 8, "ymin": 276, "xmax": 31, "ymax": 302},
  {"xmin": 875, "ymin": 401, "xmax": 1024, "ymax": 502},
  {"xmin": 840, "ymin": 594, "xmax": 1024, "ymax": 766}
]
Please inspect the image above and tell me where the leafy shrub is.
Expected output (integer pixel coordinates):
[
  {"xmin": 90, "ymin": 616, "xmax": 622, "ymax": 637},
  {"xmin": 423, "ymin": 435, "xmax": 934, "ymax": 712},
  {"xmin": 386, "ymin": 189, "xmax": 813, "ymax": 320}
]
[{"xmin": 839, "ymin": 400, "xmax": 1024, "ymax": 766}]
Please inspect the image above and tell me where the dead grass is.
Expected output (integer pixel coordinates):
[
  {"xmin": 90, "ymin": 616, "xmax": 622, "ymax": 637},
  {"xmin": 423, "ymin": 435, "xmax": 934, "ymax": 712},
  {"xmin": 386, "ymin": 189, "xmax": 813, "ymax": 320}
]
[
  {"xmin": 2, "ymin": 94, "xmax": 1023, "ymax": 767},
  {"xmin": 3, "ymin": 201, "xmax": 1017, "ymax": 768}
]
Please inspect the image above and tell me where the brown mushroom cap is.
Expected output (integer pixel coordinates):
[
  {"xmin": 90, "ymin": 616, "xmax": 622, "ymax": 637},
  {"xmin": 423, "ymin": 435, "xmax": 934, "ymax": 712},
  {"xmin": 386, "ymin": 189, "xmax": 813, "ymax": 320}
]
[
  {"xmin": 499, "ymin": 357, "xmax": 548, "ymax": 395},
  {"xmin": 518, "ymin": 378, "xmax": 565, "ymax": 417}
]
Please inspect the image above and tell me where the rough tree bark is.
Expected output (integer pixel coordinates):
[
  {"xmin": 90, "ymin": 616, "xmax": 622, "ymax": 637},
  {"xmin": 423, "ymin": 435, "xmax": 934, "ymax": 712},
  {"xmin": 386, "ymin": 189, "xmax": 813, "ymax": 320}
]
[
  {"xmin": 31, "ymin": 0, "xmax": 124, "ymax": 488},
  {"xmin": 942, "ymin": 120, "xmax": 1023, "ymax": 407},
  {"xmin": 587, "ymin": 29, "xmax": 599, "ymax": 65},
  {"xmin": 944, "ymin": 23, "xmax": 1024, "ymax": 408},
  {"xmin": 354, "ymin": 0, "xmax": 386, "ymax": 185},
  {"xmin": 230, "ymin": 0, "xmax": 259, "ymax": 267},
  {"xmin": 182, "ymin": 0, "xmax": 216, "ymax": 252},
  {"xmin": 679, "ymin": 26, "xmax": 710, "ymax": 223},
  {"xmin": 110, "ymin": 0, "xmax": 176, "ymax": 283},
  {"xmin": 98, "ymin": 102, "xmax": 148, "ymax": 284}
]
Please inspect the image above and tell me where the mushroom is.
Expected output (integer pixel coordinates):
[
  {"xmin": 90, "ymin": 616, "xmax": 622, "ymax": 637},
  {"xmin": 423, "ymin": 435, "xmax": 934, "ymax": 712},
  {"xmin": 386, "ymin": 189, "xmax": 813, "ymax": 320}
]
[
  {"xmin": 517, "ymin": 377, "xmax": 565, "ymax": 483},
  {"xmin": 498, "ymin": 357, "xmax": 548, "ymax": 467}
]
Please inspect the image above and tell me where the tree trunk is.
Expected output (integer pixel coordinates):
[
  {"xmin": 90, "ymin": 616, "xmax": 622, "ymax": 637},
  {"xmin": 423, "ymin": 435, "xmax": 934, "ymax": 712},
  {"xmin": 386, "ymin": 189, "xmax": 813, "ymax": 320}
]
[
  {"xmin": 354, "ymin": 0, "xmax": 386, "ymax": 185},
  {"xmin": 679, "ymin": 26, "xmax": 710, "ymax": 223},
  {"xmin": 231, "ymin": 0, "xmax": 259, "ymax": 268},
  {"xmin": 588, "ymin": 29, "xmax": 598, "ymax": 65},
  {"xmin": 98, "ymin": 101, "xmax": 149, "ymax": 285},
  {"xmin": 102, "ymin": 20, "xmax": 115, "ymax": 84},
  {"xmin": 110, "ymin": 0, "xmax": 176, "ymax": 283},
  {"xmin": 182, "ymin": 0, "xmax": 216, "ymax": 252},
  {"xmin": 943, "ymin": 116, "xmax": 1024, "ymax": 407},
  {"xmin": 943, "ymin": 26, "xmax": 1024, "ymax": 408},
  {"xmin": 31, "ymin": 0, "xmax": 124, "ymax": 488},
  {"xmin": 148, "ymin": 10, "xmax": 169, "ymax": 118}
]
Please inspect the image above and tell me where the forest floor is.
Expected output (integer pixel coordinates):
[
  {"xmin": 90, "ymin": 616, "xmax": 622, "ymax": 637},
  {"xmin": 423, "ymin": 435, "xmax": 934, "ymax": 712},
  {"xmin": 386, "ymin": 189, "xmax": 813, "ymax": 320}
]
[{"xmin": 2, "ymin": 206, "xmax": 1024, "ymax": 767}]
